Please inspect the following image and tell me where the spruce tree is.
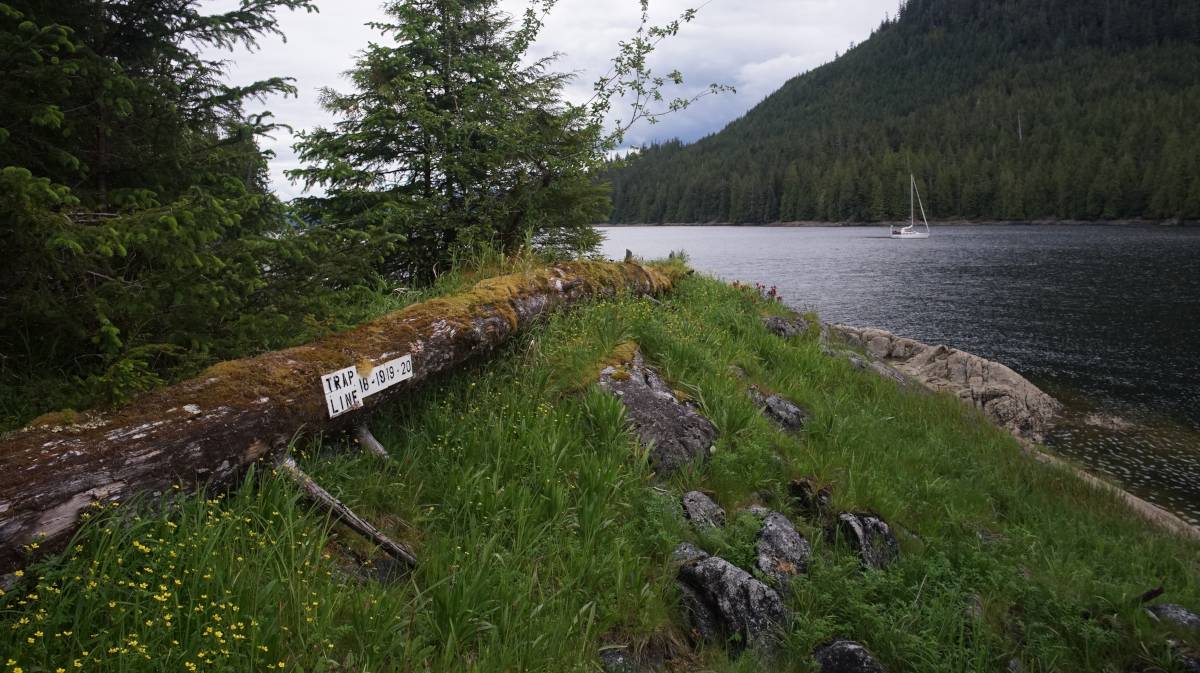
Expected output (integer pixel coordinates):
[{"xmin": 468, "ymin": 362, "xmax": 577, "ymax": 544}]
[
  {"xmin": 290, "ymin": 0, "xmax": 608, "ymax": 282},
  {"xmin": 0, "ymin": 0, "xmax": 320, "ymax": 415}
]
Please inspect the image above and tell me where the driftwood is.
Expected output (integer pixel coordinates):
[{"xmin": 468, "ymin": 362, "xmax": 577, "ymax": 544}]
[
  {"xmin": 275, "ymin": 455, "xmax": 416, "ymax": 567},
  {"xmin": 0, "ymin": 261, "xmax": 676, "ymax": 574},
  {"xmin": 354, "ymin": 424, "xmax": 389, "ymax": 459}
]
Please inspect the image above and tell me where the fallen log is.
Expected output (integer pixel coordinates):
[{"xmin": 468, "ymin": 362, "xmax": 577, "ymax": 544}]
[{"xmin": 0, "ymin": 261, "xmax": 677, "ymax": 574}]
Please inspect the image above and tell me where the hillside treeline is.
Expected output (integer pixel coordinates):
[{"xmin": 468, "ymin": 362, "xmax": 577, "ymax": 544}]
[{"xmin": 607, "ymin": 0, "xmax": 1200, "ymax": 224}]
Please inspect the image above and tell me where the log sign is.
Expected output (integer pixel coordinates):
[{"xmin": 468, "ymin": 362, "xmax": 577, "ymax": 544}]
[{"xmin": 321, "ymin": 355, "xmax": 414, "ymax": 418}]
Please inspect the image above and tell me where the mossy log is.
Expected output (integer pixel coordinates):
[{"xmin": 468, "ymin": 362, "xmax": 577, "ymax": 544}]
[{"xmin": 0, "ymin": 261, "xmax": 677, "ymax": 574}]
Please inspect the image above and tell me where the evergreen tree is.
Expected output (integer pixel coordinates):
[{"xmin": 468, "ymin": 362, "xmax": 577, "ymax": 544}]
[
  {"xmin": 290, "ymin": 0, "xmax": 608, "ymax": 282},
  {"xmin": 0, "ymin": 0, "xmax": 319, "ymax": 410}
]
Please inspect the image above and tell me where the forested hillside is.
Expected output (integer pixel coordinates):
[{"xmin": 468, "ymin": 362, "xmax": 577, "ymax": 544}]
[{"xmin": 607, "ymin": 0, "xmax": 1200, "ymax": 224}]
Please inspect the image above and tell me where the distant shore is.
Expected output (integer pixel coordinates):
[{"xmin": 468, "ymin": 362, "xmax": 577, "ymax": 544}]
[{"xmin": 602, "ymin": 218, "xmax": 1199, "ymax": 228}]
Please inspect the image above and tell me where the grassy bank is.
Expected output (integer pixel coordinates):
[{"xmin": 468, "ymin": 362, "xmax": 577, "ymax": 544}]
[{"xmin": 2, "ymin": 263, "xmax": 1198, "ymax": 672}]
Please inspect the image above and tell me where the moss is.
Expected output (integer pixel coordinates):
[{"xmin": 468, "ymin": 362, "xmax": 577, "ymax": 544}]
[
  {"xmin": 603, "ymin": 341, "xmax": 641, "ymax": 369},
  {"xmin": 28, "ymin": 409, "xmax": 82, "ymax": 428}
]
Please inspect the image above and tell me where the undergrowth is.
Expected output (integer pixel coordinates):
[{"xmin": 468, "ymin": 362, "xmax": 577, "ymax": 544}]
[{"xmin": 2, "ymin": 264, "xmax": 1197, "ymax": 672}]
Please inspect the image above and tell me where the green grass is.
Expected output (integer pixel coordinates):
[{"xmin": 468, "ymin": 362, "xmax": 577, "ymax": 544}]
[{"xmin": 2, "ymin": 267, "xmax": 1198, "ymax": 672}]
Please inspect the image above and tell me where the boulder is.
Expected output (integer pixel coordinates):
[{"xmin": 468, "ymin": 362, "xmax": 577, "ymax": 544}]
[
  {"xmin": 1147, "ymin": 604, "xmax": 1200, "ymax": 631},
  {"xmin": 790, "ymin": 478, "xmax": 833, "ymax": 519},
  {"xmin": 748, "ymin": 386, "xmax": 810, "ymax": 432},
  {"xmin": 598, "ymin": 648, "xmax": 638, "ymax": 673},
  {"xmin": 672, "ymin": 542, "xmax": 710, "ymax": 565},
  {"xmin": 745, "ymin": 505, "xmax": 772, "ymax": 519},
  {"xmin": 828, "ymin": 325, "xmax": 1061, "ymax": 442},
  {"xmin": 682, "ymin": 491, "xmax": 726, "ymax": 530},
  {"xmin": 813, "ymin": 640, "xmax": 888, "ymax": 673},
  {"xmin": 676, "ymin": 555, "xmax": 786, "ymax": 651},
  {"xmin": 830, "ymin": 512, "xmax": 900, "ymax": 570},
  {"xmin": 763, "ymin": 315, "xmax": 812, "ymax": 339},
  {"xmin": 756, "ymin": 512, "xmax": 812, "ymax": 586},
  {"xmin": 600, "ymin": 350, "xmax": 717, "ymax": 477}
]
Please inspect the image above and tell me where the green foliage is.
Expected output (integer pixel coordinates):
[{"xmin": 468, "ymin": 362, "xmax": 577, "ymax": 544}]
[
  {"xmin": 0, "ymin": 1, "xmax": 358, "ymax": 422},
  {"xmin": 289, "ymin": 0, "xmax": 611, "ymax": 283},
  {"xmin": 2, "ymin": 269, "xmax": 1197, "ymax": 672},
  {"xmin": 607, "ymin": 0, "xmax": 1200, "ymax": 223}
]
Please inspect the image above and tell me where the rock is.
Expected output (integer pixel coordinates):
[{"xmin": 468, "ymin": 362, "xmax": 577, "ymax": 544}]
[
  {"xmin": 813, "ymin": 639, "xmax": 887, "ymax": 673},
  {"xmin": 830, "ymin": 512, "xmax": 900, "ymax": 570},
  {"xmin": 600, "ymin": 350, "xmax": 717, "ymax": 477},
  {"xmin": 790, "ymin": 478, "xmax": 832, "ymax": 519},
  {"xmin": 834, "ymin": 349, "xmax": 913, "ymax": 387},
  {"xmin": 964, "ymin": 594, "xmax": 985, "ymax": 622},
  {"xmin": 676, "ymin": 555, "xmax": 786, "ymax": 651},
  {"xmin": 763, "ymin": 315, "xmax": 811, "ymax": 338},
  {"xmin": 748, "ymin": 386, "xmax": 810, "ymax": 432},
  {"xmin": 1169, "ymin": 640, "xmax": 1200, "ymax": 673},
  {"xmin": 745, "ymin": 505, "xmax": 771, "ymax": 519},
  {"xmin": 756, "ymin": 512, "xmax": 812, "ymax": 586},
  {"xmin": 1083, "ymin": 412, "xmax": 1134, "ymax": 432},
  {"xmin": 1147, "ymin": 604, "xmax": 1200, "ymax": 631},
  {"xmin": 672, "ymin": 542, "xmax": 710, "ymax": 564},
  {"xmin": 599, "ymin": 648, "xmax": 638, "ymax": 673},
  {"xmin": 682, "ymin": 491, "xmax": 726, "ymax": 530},
  {"xmin": 754, "ymin": 489, "xmax": 778, "ymax": 505},
  {"xmin": 828, "ymin": 325, "xmax": 1061, "ymax": 442},
  {"xmin": 677, "ymin": 581, "xmax": 725, "ymax": 645}
]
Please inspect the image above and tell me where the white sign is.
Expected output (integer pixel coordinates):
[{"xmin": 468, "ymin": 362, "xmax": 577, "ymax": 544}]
[{"xmin": 321, "ymin": 355, "xmax": 414, "ymax": 419}]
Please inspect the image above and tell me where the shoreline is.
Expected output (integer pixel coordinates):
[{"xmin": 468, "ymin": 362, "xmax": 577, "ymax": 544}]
[
  {"xmin": 602, "ymin": 218, "xmax": 1199, "ymax": 228},
  {"xmin": 828, "ymin": 323, "xmax": 1200, "ymax": 541}
]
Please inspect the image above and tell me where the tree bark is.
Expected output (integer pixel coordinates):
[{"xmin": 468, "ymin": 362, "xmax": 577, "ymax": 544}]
[{"xmin": 0, "ymin": 261, "xmax": 676, "ymax": 574}]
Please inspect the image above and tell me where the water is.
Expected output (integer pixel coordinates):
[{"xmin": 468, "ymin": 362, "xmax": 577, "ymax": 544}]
[{"xmin": 599, "ymin": 225, "xmax": 1200, "ymax": 524}]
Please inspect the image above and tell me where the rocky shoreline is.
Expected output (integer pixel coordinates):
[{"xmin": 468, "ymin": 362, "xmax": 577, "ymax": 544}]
[{"xmin": 817, "ymin": 322, "xmax": 1200, "ymax": 542}]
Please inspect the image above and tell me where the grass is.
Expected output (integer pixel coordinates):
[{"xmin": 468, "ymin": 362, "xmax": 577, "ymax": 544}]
[{"xmin": 2, "ymin": 263, "xmax": 1198, "ymax": 672}]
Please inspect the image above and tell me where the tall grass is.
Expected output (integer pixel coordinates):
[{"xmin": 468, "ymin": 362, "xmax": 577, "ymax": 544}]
[{"xmin": 2, "ymin": 269, "xmax": 1197, "ymax": 672}]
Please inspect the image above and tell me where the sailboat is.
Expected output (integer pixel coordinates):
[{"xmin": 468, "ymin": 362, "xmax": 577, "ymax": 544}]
[{"xmin": 890, "ymin": 174, "xmax": 931, "ymax": 239}]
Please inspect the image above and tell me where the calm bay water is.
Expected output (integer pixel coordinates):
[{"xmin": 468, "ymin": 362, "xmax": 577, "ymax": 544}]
[{"xmin": 599, "ymin": 225, "xmax": 1200, "ymax": 524}]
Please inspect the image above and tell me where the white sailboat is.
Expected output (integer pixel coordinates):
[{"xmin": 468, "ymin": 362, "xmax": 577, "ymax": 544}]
[{"xmin": 891, "ymin": 174, "xmax": 931, "ymax": 239}]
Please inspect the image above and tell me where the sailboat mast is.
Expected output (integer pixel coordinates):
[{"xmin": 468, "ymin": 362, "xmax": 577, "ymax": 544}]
[{"xmin": 910, "ymin": 174, "xmax": 915, "ymax": 227}]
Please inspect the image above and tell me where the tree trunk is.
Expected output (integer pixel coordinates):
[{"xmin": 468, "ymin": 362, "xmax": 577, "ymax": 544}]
[{"xmin": 0, "ymin": 261, "xmax": 676, "ymax": 574}]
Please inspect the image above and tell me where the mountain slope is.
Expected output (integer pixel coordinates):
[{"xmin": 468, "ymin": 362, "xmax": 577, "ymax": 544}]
[{"xmin": 607, "ymin": 0, "xmax": 1200, "ymax": 224}]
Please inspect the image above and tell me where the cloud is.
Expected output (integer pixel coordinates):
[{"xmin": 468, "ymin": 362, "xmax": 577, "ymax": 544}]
[{"xmin": 204, "ymin": 0, "xmax": 894, "ymax": 199}]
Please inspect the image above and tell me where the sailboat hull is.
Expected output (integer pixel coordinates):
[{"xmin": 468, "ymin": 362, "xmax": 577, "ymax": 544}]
[{"xmin": 890, "ymin": 231, "xmax": 930, "ymax": 239}]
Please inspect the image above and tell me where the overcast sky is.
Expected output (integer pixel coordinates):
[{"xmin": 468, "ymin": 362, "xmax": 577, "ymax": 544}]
[{"xmin": 208, "ymin": 0, "xmax": 896, "ymax": 199}]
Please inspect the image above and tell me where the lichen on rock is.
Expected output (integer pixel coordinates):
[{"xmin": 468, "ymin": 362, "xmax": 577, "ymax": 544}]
[
  {"xmin": 676, "ymin": 553, "xmax": 786, "ymax": 651},
  {"xmin": 682, "ymin": 491, "xmax": 726, "ymax": 530},
  {"xmin": 598, "ymin": 349, "xmax": 717, "ymax": 478},
  {"xmin": 828, "ymin": 325, "xmax": 1061, "ymax": 442},
  {"xmin": 813, "ymin": 639, "xmax": 888, "ymax": 673},
  {"xmin": 748, "ymin": 385, "xmax": 810, "ymax": 432},
  {"xmin": 755, "ymin": 511, "xmax": 813, "ymax": 586},
  {"xmin": 829, "ymin": 512, "xmax": 900, "ymax": 570}
]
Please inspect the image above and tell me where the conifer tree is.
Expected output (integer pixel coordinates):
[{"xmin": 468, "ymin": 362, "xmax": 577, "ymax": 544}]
[{"xmin": 0, "ymin": 0, "xmax": 319, "ymax": 411}]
